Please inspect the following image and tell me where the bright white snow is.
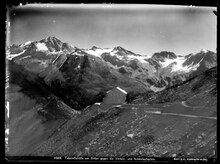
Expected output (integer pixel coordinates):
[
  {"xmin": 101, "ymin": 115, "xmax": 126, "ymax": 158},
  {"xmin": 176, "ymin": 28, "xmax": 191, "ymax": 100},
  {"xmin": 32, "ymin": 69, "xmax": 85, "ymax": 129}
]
[
  {"xmin": 6, "ymin": 101, "xmax": 9, "ymax": 118},
  {"xmin": 23, "ymin": 41, "xmax": 31, "ymax": 46},
  {"xmin": 5, "ymin": 128, "xmax": 9, "ymax": 135},
  {"xmin": 170, "ymin": 56, "xmax": 189, "ymax": 72},
  {"xmin": 127, "ymin": 133, "xmax": 134, "ymax": 138},
  {"xmin": 159, "ymin": 55, "xmax": 204, "ymax": 73},
  {"xmin": 126, "ymin": 54, "xmax": 150, "ymax": 63},
  {"xmin": 116, "ymin": 86, "xmax": 127, "ymax": 94},
  {"xmin": 85, "ymin": 48, "xmax": 114, "ymax": 57},
  {"xmin": 159, "ymin": 58, "xmax": 176, "ymax": 67},
  {"xmin": 36, "ymin": 42, "xmax": 48, "ymax": 51},
  {"xmin": 190, "ymin": 49, "xmax": 208, "ymax": 56},
  {"xmin": 201, "ymin": 49, "xmax": 208, "ymax": 53},
  {"xmin": 188, "ymin": 57, "xmax": 204, "ymax": 71},
  {"xmin": 7, "ymin": 50, "xmax": 26, "ymax": 60},
  {"xmin": 71, "ymin": 51, "xmax": 85, "ymax": 56},
  {"xmin": 85, "ymin": 47, "xmax": 150, "ymax": 63}
]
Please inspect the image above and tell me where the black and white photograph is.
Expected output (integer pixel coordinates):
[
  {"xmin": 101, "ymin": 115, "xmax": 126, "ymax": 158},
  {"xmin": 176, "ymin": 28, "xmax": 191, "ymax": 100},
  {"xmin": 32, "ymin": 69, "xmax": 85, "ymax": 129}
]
[{"xmin": 5, "ymin": 3, "xmax": 217, "ymax": 162}]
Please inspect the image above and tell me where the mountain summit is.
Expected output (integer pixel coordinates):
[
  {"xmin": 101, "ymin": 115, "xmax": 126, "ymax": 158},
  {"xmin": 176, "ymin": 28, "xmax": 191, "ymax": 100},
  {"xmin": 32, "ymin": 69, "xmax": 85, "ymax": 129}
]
[
  {"xmin": 39, "ymin": 36, "xmax": 73, "ymax": 52},
  {"xmin": 90, "ymin": 46, "xmax": 102, "ymax": 50},
  {"xmin": 152, "ymin": 51, "xmax": 177, "ymax": 62}
]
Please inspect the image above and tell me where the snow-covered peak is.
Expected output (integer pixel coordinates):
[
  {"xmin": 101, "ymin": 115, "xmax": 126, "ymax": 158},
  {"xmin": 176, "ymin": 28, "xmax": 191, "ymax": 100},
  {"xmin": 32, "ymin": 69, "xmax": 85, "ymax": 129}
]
[
  {"xmin": 35, "ymin": 42, "xmax": 48, "ymax": 51},
  {"xmin": 47, "ymin": 36, "xmax": 57, "ymax": 40},
  {"xmin": 70, "ymin": 47, "xmax": 88, "ymax": 56},
  {"xmin": 112, "ymin": 46, "xmax": 139, "ymax": 56},
  {"xmin": 85, "ymin": 47, "xmax": 114, "ymax": 57},
  {"xmin": 113, "ymin": 46, "xmax": 125, "ymax": 51},
  {"xmin": 200, "ymin": 49, "xmax": 208, "ymax": 53},
  {"xmin": 22, "ymin": 41, "xmax": 32, "ymax": 46},
  {"xmin": 189, "ymin": 49, "xmax": 209, "ymax": 56},
  {"xmin": 84, "ymin": 46, "xmax": 151, "ymax": 64},
  {"xmin": 90, "ymin": 46, "xmax": 102, "ymax": 51},
  {"xmin": 45, "ymin": 36, "xmax": 62, "ymax": 43},
  {"xmin": 152, "ymin": 51, "xmax": 177, "ymax": 61}
]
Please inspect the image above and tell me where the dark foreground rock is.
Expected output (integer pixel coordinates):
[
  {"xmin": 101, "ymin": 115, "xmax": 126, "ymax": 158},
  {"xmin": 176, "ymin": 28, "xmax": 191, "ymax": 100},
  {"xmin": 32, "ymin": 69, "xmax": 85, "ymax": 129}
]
[{"xmin": 30, "ymin": 103, "xmax": 216, "ymax": 158}]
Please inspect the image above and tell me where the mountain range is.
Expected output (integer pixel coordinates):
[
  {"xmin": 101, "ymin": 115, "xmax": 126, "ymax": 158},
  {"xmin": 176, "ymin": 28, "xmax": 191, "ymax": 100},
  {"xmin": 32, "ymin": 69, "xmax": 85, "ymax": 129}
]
[
  {"xmin": 7, "ymin": 36, "xmax": 216, "ymax": 93},
  {"xmin": 5, "ymin": 36, "xmax": 217, "ymax": 157}
]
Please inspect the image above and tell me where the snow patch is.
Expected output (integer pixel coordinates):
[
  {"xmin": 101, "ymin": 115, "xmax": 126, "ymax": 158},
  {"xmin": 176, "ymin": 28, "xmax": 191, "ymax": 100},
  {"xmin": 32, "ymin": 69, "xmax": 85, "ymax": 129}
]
[
  {"xmin": 172, "ymin": 154, "xmax": 177, "ymax": 157},
  {"xmin": 159, "ymin": 55, "xmax": 204, "ymax": 73},
  {"xmin": 116, "ymin": 86, "xmax": 127, "ymax": 94},
  {"xmin": 159, "ymin": 58, "xmax": 175, "ymax": 67},
  {"xmin": 7, "ymin": 50, "xmax": 26, "ymax": 60},
  {"xmin": 126, "ymin": 54, "xmax": 150, "ymax": 63},
  {"xmin": 6, "ymin": 101, "xmax": 9, "ymax": 118},
  {"xmin": 85, "ymin": 48, "xmax": 114, "ymax": 57},
  {"xmin": 171, "ymin": 56, "xmax": 190, "ymax": 72},
  {"xmin": 94, "ymin": 103, "xmax": 101, "ymax": 105},
  {"xmin": 184, "ymin": 56, "xmax": 204, "ymax": 72},
  {"xmin": 134, "ymin": 56, "xmax": 150, "ymax": 63},
  {"xmin": 150, "ymin": 85, "xmax": 166, "ymax": 92},
  {"xmin": 36, "ymin": 42, "xmax": 48, "ymax": 51},
  {"xmin": 188, "ymin": 59, "xmax": 202, "ymax": 71},
  {"xmin": 127, "ymin": 133, "xmax": 134, "ymax": 138},
  {"xmin": 85, "ymin": 47, "xmax": 150, "ymax": 64},
  {"xmin": 5, "ymin": 128, "xmax": 9, "ymax": 135},
  {"xmin": 23, "ymin": 41, "xmax": 31, "ymax": 46},
  {"xmin": 201, "ymin": 49, "xmax": 208, "ymax": 53},
  {"xmin": 71, "ymin": 51, "xmax": 84, "ymax": 56}
]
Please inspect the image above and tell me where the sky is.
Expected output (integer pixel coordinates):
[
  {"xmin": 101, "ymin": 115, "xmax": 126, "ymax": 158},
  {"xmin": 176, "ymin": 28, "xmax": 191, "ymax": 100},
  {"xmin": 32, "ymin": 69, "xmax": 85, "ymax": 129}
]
[{"xmin": 7, "ymin": 4, "xmax": 217, "ymax": 56}]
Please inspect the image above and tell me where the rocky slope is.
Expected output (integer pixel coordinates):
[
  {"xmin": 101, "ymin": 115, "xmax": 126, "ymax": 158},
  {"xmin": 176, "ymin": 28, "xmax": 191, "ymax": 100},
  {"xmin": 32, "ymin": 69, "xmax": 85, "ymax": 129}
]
[
  {"xmin": 28, "ymin": 66, "xmax": 217, "ymax": 158},
  {"xmin": 5, "ymin": 60, "xmax": 81, "ymax": 156},
  {"xmin": 127, "ymin": 66, "xmax": 217, "ymax": 108}
]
